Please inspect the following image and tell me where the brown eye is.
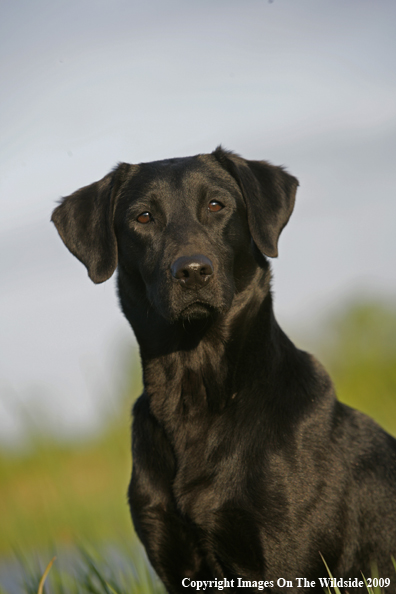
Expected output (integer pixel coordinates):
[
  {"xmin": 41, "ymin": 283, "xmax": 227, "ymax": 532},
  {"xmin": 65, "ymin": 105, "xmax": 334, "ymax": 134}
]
[
  {"xmin": 137, "ymin": 212, "xmax": 152, "ymax": 224},
  {"xmin": 208, "ymin": 200, "xmax": 224, "ymax": 212}
]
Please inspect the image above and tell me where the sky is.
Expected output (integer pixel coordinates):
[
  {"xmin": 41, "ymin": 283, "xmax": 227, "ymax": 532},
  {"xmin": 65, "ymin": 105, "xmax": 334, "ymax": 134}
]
[{"xmin": 1, "ymin": 0, "xmax": 396, "ymax": 443}]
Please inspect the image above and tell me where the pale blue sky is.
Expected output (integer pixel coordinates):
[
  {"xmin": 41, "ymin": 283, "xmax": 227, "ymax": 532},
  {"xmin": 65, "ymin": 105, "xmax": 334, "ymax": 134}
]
[{"xmin": 1, "ymin": 0, "xmax": 395, "ymax": 442}]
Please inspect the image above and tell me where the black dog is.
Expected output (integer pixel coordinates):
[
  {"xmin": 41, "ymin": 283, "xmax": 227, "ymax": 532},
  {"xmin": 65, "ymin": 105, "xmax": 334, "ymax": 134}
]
[{"xmin": 52, "ymin": 147, "xmax": 396, "ymax": 593}]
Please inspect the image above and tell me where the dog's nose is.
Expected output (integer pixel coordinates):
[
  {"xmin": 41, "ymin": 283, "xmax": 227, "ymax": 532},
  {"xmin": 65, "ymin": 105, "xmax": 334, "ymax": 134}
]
[{"xmin": 171, "ymin": 255, "xmax": 214, "ymax": 289}]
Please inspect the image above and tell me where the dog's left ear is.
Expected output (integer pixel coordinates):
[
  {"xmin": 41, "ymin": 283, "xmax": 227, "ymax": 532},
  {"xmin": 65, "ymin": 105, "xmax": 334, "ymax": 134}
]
[{"xmin": 213, "ymin": 147, "xmax": 298, "ymax": 257}]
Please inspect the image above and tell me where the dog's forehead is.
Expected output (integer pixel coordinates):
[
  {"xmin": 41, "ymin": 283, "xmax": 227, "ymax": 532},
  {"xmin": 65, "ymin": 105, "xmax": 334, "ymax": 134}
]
[{"xmin": 129, "ymin": 154, "xmax": 239, "ymax": 197}]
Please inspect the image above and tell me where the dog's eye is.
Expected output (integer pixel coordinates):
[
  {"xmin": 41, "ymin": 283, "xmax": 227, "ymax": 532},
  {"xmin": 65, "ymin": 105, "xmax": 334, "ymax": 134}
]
[
  {"xmin": 137, "ymin": 212, "xmax": 152, "ymax": 224},
  {"xmin": 208, "ymin": 200, "xmax": 224, "ymax": 212}
]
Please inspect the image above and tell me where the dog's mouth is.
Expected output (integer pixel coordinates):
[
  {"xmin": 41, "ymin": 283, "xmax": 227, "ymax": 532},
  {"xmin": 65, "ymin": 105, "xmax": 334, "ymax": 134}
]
[
  {"xmin": 149, "ymin": 270, "xmax": 233, "ymax": 323},
  {"xmin": 178, "ymin": 301, "xmax": 215, "ymax": 319}
]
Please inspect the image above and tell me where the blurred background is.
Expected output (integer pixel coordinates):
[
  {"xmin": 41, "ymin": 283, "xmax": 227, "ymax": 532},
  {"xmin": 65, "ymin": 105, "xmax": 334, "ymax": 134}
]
[{"xmin": 1, "ymin": 0, "xmax": 395, "ymax": 591}]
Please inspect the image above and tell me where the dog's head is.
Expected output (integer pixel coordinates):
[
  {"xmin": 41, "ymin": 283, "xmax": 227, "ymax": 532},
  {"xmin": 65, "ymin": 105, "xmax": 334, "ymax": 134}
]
[{"xmin": 51, "ymin": 147, "xmax": 298, "ymax": 322}]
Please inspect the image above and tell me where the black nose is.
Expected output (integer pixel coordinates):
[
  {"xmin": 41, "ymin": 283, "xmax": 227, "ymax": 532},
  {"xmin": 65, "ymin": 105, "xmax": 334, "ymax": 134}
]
[{"xmin": 171, "ymin": 255, "xmax": 214, "ymax": 290}]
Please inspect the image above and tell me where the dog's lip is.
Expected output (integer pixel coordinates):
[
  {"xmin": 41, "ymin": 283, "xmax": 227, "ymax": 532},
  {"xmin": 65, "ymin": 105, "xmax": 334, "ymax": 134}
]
[
  {"xmin": 179, "ymin": 300, "xmax": 213, "ymax": 313},
  {"xmin": 175, "ymin": 299, "xmax": 218, "ymax": 319}
]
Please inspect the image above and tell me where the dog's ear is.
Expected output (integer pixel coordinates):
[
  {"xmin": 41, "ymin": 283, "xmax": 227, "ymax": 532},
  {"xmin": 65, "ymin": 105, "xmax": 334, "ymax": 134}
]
[
  {"xmin": 51, "ymin": 163, "xmax": 130, "ymax": 283},
  {"xmin": 213, "ymin": 147, "xmax": 298, "ymax": 257}
]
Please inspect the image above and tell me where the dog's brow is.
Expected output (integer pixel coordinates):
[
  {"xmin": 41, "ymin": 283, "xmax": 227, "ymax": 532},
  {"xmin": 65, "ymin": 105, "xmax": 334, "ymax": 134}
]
[
  {"xmin": 195, "ymin": 181, "xmax": 233, "ymax": 200},
  {"xmin": 125, "ymin": 193, "xmax": 162, "ymax": 216}
]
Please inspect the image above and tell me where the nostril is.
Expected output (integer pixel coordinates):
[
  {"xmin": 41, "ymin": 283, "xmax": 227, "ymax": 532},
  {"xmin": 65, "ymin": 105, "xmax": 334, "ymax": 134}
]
[
  {"xmin": 172, "ymin": 264, "xmax": 192, "ymax": 280},
  {"xmin": 199, "ymin": 263, "xmax": 213, "ymax": 276}
]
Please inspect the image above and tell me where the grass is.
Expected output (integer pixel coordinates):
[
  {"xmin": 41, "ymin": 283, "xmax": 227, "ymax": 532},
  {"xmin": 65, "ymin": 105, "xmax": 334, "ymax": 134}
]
[
  {"xmin": 0, "ymin": 348, "xmax": 146, "ymax": 592},
  {"xmin": 321, "ymin": 554, "xmax": 396, "ymax": 594},
  {"xmin": 0, "ymin": 430, "xmax": 133, "ymax": 554},
  {"xmin": 318, "ymin": 300, "xmax": 396, "ymax": 437},
  {"xmin": 4, "ymin": 550, "xmax": 395, "ymax": 594},
  {"xmin": 2, "ymin": 544, "xmax": 166, "ymax": 594},
  {"xmin": 0, "ymin": 348, "xmax": 142, "ymax": 556}
]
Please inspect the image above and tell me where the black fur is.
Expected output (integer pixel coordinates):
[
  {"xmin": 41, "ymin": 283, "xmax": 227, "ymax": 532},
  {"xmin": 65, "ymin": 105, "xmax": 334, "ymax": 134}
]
[{"xmin": 52, "ymin": 147, "xmax": 396, "ymax": 593}]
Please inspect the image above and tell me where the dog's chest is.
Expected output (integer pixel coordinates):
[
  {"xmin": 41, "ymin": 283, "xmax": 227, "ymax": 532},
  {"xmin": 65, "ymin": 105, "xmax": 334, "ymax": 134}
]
[
  {"xmin": 173, "ymin": 457, "xmax": 244, "ymax": 535},
  {"xmin": 148, "ymin": 356, "xmax": 247, "ymax": 515},
  {"xmin": 170, "ymin": 408, "xmax": 248, "ymax": 525}
]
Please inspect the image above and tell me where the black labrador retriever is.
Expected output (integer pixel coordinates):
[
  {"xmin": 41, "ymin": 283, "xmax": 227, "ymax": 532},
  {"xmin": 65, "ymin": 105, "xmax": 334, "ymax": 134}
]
[{"xmin": 52, "ymin": 147, "xmax": 396, "ymax": 593}]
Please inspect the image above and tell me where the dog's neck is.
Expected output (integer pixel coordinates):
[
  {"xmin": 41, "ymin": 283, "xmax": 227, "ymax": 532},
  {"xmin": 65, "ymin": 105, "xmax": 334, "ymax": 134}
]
[{"xmin": 119, "ymin": 263, "xmax": 285, "ymax": 421}]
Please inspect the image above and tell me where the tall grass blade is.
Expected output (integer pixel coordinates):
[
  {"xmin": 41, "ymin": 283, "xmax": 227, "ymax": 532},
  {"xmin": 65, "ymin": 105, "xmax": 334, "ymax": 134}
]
[
  {"xmin": 78, "ymin": 547, "xmax": 121, "ymax": 594},
  {"xmin": 361, "ymin": 573, "xmax": 373, "ymax": 594},
  {"xmin": 319, "ymin": 553, "xmax": 342, "ymax": 594},
  {"xmin": 37, "ymin": 556, "xmax": 56, "ymax": 594}
]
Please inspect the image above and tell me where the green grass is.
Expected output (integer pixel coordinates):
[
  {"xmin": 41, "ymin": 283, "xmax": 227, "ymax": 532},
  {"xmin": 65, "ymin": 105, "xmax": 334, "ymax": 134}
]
[
  {"xmin": 4, "ymin": 549, "xmax": 395, "ymax": 594},
  {"xmin": 318, "ymin": 300, "xmax": 396, "ymax": 437},
  {"xmin": 0, "ymin": 412, "xmax": 135, "ymax": 555},
  {"xmin": 1, "ymin": 433, "xmax": 130, "ymax": 551},
  {"xmin": 3, "ymin": 544, "xmax": 166, "ymax": 594},
  {"xmin": 0, "ymin": 348, "xmax": 143, "ymax": 556}
]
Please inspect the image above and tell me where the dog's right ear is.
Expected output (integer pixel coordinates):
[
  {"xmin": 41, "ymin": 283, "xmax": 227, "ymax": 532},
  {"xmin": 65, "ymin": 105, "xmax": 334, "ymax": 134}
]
[{"xmin": 51, "ymin": 163, "xmax": 130, "ymax": 284}]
